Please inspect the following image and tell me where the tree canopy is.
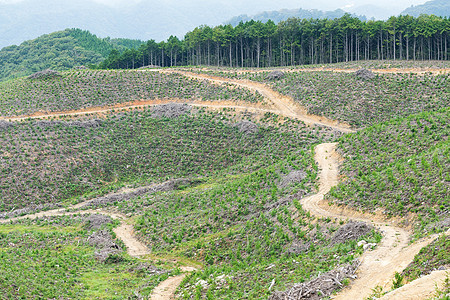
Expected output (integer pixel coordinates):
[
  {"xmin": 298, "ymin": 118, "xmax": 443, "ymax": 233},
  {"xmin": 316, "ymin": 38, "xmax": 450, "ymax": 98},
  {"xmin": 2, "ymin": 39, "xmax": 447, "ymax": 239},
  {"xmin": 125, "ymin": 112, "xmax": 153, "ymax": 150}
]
[{"xmin": 99, "ymin": 14, "xmax": 450, "ymax": 70}]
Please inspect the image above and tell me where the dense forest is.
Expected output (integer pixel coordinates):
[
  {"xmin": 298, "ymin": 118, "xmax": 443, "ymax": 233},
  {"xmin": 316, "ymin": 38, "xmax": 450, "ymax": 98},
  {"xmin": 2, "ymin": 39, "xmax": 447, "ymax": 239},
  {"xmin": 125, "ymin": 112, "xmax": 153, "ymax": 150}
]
[
  {"xmin": 0, "ymin": 29, "xmax": 142, "ymax": 82},
  {"xmin": 100, "ymin": 14, "xmax": 450, "ymax": 69}
]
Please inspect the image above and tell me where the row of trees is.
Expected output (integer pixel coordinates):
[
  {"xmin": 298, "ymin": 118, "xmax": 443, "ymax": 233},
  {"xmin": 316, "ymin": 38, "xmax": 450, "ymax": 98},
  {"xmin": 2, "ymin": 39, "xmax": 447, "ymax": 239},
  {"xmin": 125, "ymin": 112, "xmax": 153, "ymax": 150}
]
[{"xmin": 99, "ymin": 14, "xmax": 450, "ymax": 69}]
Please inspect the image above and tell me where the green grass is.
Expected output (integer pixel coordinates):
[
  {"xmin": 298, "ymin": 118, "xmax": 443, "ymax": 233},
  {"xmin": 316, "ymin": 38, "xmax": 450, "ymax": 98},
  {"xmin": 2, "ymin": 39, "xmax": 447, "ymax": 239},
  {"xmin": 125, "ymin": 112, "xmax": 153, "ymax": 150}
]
[
  {"xmin": 327, "ymin": 109, "xmax": 449, "ymax": 237},
  {"xmin": 0, "ymin": 215, "xmax": 172, "ymax": 299}
]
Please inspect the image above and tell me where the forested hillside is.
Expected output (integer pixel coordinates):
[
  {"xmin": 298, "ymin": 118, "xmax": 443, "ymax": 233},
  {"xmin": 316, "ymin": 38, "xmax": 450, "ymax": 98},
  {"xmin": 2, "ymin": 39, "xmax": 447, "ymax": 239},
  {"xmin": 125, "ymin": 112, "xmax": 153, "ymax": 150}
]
[
  {"xmin": 0, "ymin": 29, "xmax": 142, "ymax": 82},
  {"xmin": 100, "ymin": 14, "xmax": 450, "ymax": 70}
]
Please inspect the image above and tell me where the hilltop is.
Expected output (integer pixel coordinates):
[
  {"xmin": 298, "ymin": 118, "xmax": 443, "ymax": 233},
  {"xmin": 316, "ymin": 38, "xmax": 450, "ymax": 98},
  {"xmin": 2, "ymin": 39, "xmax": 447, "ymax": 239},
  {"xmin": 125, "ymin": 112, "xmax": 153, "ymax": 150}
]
[{"xmin": 0, "ymin": 29, "xmax": 142, "ymax": 82}]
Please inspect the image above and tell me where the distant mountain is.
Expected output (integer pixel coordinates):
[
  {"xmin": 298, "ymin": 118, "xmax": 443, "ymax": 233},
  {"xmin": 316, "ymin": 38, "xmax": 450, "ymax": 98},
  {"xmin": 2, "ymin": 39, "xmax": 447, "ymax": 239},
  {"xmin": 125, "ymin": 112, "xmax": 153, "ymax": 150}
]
[
  {"xmin": 227, "ymin": 8, "xmax": 365, "ymax": 26},
  {"xmin": 0, "ymin": 0, "xmax": 327, "ymax": 50},
  {"xmin": 401, "ymin": 0, "xmax": 450, "ymax": 17},
  {"xmin": 0, "ymin": 28, "xmax": 142, "ymax": 82},
  {"xmin": 346, "ymin": 5, "xmax": 395, "ymax": 20}
]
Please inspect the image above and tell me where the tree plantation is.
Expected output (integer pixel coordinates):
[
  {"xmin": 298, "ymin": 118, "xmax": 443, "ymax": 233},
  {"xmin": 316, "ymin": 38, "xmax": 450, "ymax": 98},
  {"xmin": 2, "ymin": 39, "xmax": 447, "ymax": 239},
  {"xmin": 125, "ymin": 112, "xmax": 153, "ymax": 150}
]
[{"xmin": 100, "ymin": 14, "xmax": 450, "ymax": 70}]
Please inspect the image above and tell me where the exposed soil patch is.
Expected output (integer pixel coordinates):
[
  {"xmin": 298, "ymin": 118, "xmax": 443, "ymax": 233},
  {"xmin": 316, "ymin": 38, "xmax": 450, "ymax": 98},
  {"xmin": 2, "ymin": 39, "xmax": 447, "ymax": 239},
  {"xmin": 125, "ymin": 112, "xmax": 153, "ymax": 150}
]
[
  {"xmin": 84, "ymin": 214, "xmax": 113, "ymax": 231},
  {"xmin": 266, "ymin": 71, "xmax": 285, "ymax": 80},
  {"xmin": 0, "ymin": 120, "xmax": 13, "ymax": 130},
  {"xmin": 354, "ymin": 69, "xmax": 375, "ymax": 80},
  {"xmin": 234, "ymin": 120, "xmax": 258, "ymax": 134},
  {"xmin": 79, "ymin": 179, "xmax": 191, "ymax": 209},
  {"xmin": 87, "ymin": 229, "xmax": 122, "ymax": 262},
  {"xmin": 279, "ymin": 170, "xmax": 307, "ymax": 189}
]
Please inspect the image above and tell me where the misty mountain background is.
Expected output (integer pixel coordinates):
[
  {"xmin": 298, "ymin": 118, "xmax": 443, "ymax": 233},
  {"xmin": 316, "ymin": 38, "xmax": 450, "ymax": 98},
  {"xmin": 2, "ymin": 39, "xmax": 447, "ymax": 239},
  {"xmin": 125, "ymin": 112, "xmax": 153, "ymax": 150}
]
[{"xmin": 0, "ymin": 0, "xmax": 444, "ymax": 50}]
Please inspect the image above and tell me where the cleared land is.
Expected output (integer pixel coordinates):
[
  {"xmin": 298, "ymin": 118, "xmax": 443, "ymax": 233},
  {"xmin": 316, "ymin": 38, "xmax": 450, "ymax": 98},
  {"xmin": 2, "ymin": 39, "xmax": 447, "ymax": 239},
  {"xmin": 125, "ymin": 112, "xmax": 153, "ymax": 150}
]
[
  {"xmin": 0, "ymin": 62, "xmax": 448, "ymax": 299},
  {"xmin": 185, "ymin": 67, "xmax": 449, "ymax": 127}
]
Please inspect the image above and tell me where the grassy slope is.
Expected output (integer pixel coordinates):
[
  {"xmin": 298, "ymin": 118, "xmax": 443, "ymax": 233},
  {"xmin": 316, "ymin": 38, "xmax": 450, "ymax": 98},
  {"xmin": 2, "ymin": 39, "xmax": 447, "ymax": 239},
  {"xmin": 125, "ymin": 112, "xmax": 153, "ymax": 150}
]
[
  {"xmin": 83, "ymin": 115, "xmax": 379, "ymax": 298},
  {"xmin": 1, "ymin": 62, "xmax": 448, "ymax": 298},
  {"xmin": 0, "ymin": 215, "xmax": 172, "ymax": 299},
  {"xmin": 0, "ymin": 109, "xmax": 301, "ymax": 212},
  {"xmin": 0, "ymin": 107, "xmax": 376, "ymax": 299},
  {"xmin": 327, "ymin": 109, "xmax": 449, "ymax": 237},
  {"xmin": 402, "ymin": 234, "xmax": 450, "ymax": 282},
  {"xmin": 0, "ymin": 69, "xmax": 264, "ymax": 117},
  {"xmin": 188, "ymin": 68, "xmax": 449, "ymax": 127}
]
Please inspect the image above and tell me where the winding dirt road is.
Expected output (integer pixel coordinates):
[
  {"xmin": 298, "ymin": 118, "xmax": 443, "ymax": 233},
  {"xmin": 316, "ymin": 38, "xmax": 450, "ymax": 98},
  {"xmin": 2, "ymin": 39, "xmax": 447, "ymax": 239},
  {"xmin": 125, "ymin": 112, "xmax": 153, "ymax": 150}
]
[
  {"xmin": 168, "ymin": 70, "xmax": 354, "ymax": 133},
  {"xmin": 4, "ymin": 70, "xmax": 354, "ymax": 133},
  {"xmin": 1, "ymin": 70, "xmax": 447, "ymax": 299},
  {"xmin": 304, "ymin": 143, "xmax": 448, "ymax": 299}
]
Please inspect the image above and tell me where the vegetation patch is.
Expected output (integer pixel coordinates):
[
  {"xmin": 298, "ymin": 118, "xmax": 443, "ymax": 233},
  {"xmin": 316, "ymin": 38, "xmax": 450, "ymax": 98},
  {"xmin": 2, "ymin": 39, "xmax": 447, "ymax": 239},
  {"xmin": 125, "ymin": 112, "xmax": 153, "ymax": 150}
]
[
  {"xmin": 188, "ymin": 69, "xmax": 449, "ymax": 127},
  {"xmin": 402, "ymin": 235, "xmax": 450, "ymax": 282},
  {"xmin": 1, "ymin": 110, "xmax": 321, "ymax": 212},
  {"xmin": 0, "ymin": 215, "xmax": 172, "ymax": 299},
  {"xmin": 327, "ymin": 109, "xmax": 449, "ymax": 237}
]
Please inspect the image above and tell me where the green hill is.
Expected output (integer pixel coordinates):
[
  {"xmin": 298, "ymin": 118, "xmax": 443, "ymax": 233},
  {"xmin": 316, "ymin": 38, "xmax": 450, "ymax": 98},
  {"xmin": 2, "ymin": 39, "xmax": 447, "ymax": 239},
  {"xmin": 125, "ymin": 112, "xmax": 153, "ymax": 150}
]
[{"xmin": 0, "ymin": 28, "xmax": 142, "ymax": 82}]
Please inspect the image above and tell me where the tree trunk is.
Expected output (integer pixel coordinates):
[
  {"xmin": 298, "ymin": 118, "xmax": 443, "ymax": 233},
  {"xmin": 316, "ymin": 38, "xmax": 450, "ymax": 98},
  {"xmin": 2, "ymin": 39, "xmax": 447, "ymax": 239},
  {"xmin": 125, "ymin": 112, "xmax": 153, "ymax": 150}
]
[
  {"xmin": 257, "ymin": 38, "xmax": 261, "ymax": 68},
  {"xmin": 229, "ymin": 42, "xmax": 233, "ymax": 67},
  {"xmin": 406, "ymin": 36, "xmax": 409, "ymax": 60},
  {"xmin": 329, "ymin": 34, "xmax": 333, "ymax": 63},
  {"xmin": 240, "ymin": 37, "xmax": 244, "ymax": 67}
]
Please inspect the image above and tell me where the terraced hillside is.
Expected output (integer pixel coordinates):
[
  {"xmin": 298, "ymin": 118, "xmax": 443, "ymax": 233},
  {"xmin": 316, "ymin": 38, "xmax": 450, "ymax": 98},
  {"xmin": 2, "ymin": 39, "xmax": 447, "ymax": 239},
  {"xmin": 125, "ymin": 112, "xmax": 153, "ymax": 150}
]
[{"xmin": 0, "ymin": 62, "xmax": 449, "ymax": 299}]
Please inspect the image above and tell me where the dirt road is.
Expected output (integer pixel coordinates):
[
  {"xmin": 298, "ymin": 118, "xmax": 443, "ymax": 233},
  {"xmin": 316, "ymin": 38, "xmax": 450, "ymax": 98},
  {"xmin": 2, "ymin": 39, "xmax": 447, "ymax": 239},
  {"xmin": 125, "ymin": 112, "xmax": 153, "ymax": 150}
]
[
  {"xmin": 303, "ymin": 143, "xmax": 446, "ymax": 299},
  {"xmin": 169, "ymin": 70, "xmax": 355, "ymax": 133},
  {"xmin": 4, "ymin": 71, "xmax": 355, "ymax": 133},
  {"xmin": 150, "ymin": 267, "xmax": 197, "ymax": 300}
]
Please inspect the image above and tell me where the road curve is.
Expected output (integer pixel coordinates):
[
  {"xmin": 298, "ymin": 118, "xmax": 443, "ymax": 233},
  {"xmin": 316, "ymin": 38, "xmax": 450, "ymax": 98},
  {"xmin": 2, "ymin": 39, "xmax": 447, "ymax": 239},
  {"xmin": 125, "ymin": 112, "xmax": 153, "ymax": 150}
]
[
  {"xmin": 168, "ymin": 70, "xmax": 355, "ymax": 133},
  {"xmin": 303, "ymin": 143, "xmax": 444, "ymax": 299}
]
